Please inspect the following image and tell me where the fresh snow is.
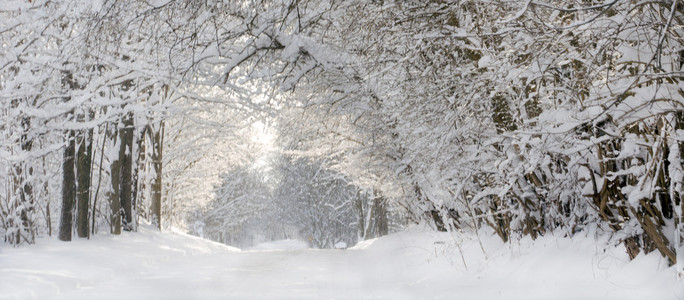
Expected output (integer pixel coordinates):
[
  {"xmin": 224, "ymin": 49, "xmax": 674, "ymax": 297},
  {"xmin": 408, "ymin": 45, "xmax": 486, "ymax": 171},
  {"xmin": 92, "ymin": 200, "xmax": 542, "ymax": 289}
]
[
  {"xmin": 248, "ymin": 239, "xmax": 310, "ymax": 251},
  {"xmin": 1, "ymin": 225, "xmax": 682, "ymax": 300}
]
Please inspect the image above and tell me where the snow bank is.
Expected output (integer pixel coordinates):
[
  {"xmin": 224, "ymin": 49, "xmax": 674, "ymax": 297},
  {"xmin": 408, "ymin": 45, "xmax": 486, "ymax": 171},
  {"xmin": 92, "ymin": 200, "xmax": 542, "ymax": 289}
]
[
  {"xmin": 0, "ymin": 225, "xmax": 681, "ymax": 299},
  {"xmin": 350, "ymin": 226, "xmax": 683, "ymax": 299}
]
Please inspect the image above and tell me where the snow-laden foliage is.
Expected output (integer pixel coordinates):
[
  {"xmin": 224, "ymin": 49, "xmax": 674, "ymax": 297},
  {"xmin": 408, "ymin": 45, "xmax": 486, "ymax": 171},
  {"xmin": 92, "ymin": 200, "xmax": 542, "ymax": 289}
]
[
  {"xmin": 0, "ymin": 0, "xmax": 264, "ymax": 243},
  {"xmin": 189, "ymin": 165, "xmax": 272, "ymax": 247},
  {"xmin": 266, "ymin": 0, "xmax": 684, "ymax": 268},
  {"xmin": 189, "ymin": 155, "xmax": 385, "ymax": 249},
  {"xmin": 1, "ymin": 0, "xmax": 682, "ymax": 272},
  {"xmin": 270, "ymin": 156, "xmax": 359, "ymax": 249}
]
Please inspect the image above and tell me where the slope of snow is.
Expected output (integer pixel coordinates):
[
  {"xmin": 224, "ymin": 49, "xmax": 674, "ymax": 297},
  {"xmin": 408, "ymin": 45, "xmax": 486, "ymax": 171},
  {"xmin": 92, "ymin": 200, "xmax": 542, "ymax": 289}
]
[{"xmin": 0, "ymin": 224, "xmax": 682, "ymax": 300}]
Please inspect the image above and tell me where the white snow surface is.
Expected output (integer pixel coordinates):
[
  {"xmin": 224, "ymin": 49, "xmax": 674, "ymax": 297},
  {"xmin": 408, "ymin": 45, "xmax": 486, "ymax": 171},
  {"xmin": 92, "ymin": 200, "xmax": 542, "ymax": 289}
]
[
  {"xmin": 247, "ymin": 239, "xmax": 310, "ymax": 251},
  {"xmin": 1, "ymin": 225, "xmax": 682, "ymax": 300}
]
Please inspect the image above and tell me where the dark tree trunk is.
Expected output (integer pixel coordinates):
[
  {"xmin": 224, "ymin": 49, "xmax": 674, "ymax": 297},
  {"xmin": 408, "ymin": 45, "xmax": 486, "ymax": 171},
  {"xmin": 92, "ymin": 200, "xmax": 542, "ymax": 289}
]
[
  {"xmin": 58, "ymin": 70, "xmax": 79, "ymax": 242},
  {"xmin": 76, "ymin": 128, "xmax": 93, "ymax": 238},
  {"xmin": 58, "ymin": 131, "xmax": 76, "ymax": 241},
  {"xmin": 373, "ymin": 190, "xmax": 389, "ymax": 237},
  {"xmin": 355, "ymin": 190, "xmax": 365, "ymax": 240},
  {"xmin": 120, "ymin": 112, "xmax": 135, "ymax": 231}
]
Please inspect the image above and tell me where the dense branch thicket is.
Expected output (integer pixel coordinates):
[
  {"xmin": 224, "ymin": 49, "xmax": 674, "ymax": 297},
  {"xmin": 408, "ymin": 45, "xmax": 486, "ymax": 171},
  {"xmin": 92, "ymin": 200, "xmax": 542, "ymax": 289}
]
[
  {"xmin": 0, "ymin": 0, "xmax": 260, "ymax": 244},
  {"xmin": 1, "ymin": 0, "xmax": 682, "ymax": 275},
  {"xmin": 268, "ymin": 0, "xmax": 684, "ymax": 269}
]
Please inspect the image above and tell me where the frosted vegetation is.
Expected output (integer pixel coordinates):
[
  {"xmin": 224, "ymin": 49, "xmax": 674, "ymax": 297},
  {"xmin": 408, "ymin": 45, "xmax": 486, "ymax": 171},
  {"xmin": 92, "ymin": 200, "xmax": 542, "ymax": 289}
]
[{"xmin": 1, "ymin": 0, "xmax": 684, "ymax": 291}]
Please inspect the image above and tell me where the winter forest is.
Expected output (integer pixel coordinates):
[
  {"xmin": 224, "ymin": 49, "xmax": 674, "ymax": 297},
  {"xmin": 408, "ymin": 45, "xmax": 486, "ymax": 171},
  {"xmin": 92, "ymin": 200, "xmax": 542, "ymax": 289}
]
[{"xmin": 1, "ymin": 0, "xmax": 684, "ymax": 298}]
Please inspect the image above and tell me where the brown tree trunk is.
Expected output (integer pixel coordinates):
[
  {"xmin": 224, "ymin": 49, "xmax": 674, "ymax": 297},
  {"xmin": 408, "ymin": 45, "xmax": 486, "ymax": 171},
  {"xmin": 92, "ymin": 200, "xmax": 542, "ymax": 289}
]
[
  {"xmin": 150, "ymin": 122, "xmax": 164, "ymax": 231},
  {"xmin": 120, "ymin": 112, "xmax": 135, "ymax": 231}
]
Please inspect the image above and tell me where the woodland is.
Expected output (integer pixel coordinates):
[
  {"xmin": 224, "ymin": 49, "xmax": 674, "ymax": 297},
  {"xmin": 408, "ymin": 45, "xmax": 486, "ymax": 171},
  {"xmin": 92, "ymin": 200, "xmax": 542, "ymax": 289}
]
[{"xmin": 1, "ymin": 0, "xmax": 683, "ymax": 273}]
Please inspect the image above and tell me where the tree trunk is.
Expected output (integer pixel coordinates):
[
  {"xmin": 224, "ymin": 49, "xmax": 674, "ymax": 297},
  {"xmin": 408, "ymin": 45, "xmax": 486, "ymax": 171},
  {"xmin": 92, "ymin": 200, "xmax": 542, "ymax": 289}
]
[
  {"xmin": 108, "ymin": 125, "xmax": 122, "ymax": 235},
  {"xmin": 76, "ymin": 128, "xmax": 93, "ymax": 238},
  {"xmin": 355, "ymin": 190, "xmax": 365, "ymax": 240},
  {"xmin": 58, "ymin": 70, "xmax": 80, "ymax": 242},
  {"xmin": 131, "ymin": 133, "xmax": 142, "ymax": 229},
  {"xmin": 134, "ymin": 127, "xmax": 146, "ymax": 225},
  {"xmin": 373, "ymin": 189, "xmax": 389, "ymax": 237},
  {"xmin": 150, "ymin": 122, "xmax": 164, "ymax": 231},
  {"xmin": 58, "ymin": 130, "xmax": 76, "ymax": 241},
  {"xmin": 92, "ymin": 123, "xmax": 108, "ymax": 235},
  {"xmin": 43, "ymin": 157, "xmax": 52, "ymax": 237},
  {"xmin": 19, "ymin": 170, "xmax": 35, "ymax": 244},
  {"xmin": 16, "ymin": 114, "xmax": 35, "ymax": 244},
  {"xmin": 120, "ymin": 112, "xmax": 135, "ymax": 231}
]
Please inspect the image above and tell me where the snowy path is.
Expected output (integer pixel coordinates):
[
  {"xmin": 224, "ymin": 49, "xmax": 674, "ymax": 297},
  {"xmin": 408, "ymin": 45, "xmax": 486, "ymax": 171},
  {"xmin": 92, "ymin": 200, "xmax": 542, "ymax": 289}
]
[{"xmin": 1, "ymin": 226, "xmax": 682, "ymax": 300}]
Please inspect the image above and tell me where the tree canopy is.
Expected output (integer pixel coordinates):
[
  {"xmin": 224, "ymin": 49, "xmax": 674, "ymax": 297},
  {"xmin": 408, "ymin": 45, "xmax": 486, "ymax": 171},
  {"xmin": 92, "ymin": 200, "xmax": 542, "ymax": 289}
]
[{"xmin": 1, "ymin": 0, "xmax": 683, "ymax": 271}]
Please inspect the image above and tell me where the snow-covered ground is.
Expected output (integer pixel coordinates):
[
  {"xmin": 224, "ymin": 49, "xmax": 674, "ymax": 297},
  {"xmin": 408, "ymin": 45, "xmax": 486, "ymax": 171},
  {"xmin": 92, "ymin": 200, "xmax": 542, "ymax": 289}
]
[
  {"xmin": 247, "ymin": 239, "xmax": 311, "ymax": 251},
  {"xmin": 1, "ymin": 225, "xmax": 682, "ymax": 300}
]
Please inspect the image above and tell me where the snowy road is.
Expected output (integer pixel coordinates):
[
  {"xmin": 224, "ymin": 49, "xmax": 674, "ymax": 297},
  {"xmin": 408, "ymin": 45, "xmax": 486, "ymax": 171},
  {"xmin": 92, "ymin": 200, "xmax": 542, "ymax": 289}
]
[
  {"xmin": 1, "ymin": 226, "xmax": 682, "ymax": 300},
  {"xmin": 1, "ymin": 232, "xmax": 456, "ymax": 299}
]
